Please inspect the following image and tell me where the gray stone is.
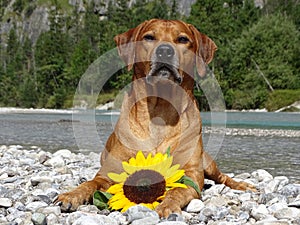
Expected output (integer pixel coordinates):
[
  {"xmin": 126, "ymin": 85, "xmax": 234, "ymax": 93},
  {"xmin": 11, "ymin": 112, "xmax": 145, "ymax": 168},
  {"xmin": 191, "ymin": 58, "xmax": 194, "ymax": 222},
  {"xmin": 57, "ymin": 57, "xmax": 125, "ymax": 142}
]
[
  {"xmin": 26, "ymin": 201, "xmax": 48, "ymax": 211},
  {"xmin": 206, "ymin": 196, "xmax": 228, "ymax": 207},
  {"xmin": 238, "ymin": 211, "xmax": 249, "ymax": 221},
  {"xmin": 0, "ymin": 197, "xmax": 12, "ymax": 208},
  {"xmin": 124, "ymin": 205, "xmax": 159, "ymax": 223},
  {"xmin": 288, "ymin": 197, "xmax": 300, "ymax": 207},
  {"xmin": 267, "ymin": 202, "xmax": 288, "ymax": 214},
  {"xmin": 200, "ymin": 206, "xmax": 216, "ymax": 218},
  {"xmin": 186, "ymin": 199, "xmax": 205, "ymax": 213},
  {"xmin": 251, "ymin": 204, "xmax": 268, "ymax": 220},
  {"xmin": 72, "ymin": 215, "xmax": 118, "ymax": 225},
  {"xmin": 157, "ymin": 222, "xmax": 188, "ymax": 225},
  {"xmin": 203, "ymin": 184, "xmax": 226, "ymax": 196},
  {"xmin": 131, "ymin": 216, "xmax": 160, "ymax": 225},
  {"xmin": 31, "ymin": 176, "xmax": 54, "ymax": 186},
  {"xmin": 214, "ymin": 206, "xmax": 229, "ymax": 220},
  {"xmin": 46, "ymin": 213, "xmax": 59, "ymax": 225},
  {"xmin": 279, "ymin": 184, "xmax": 300, "ymax": 197},
  {"xmin": 77, "ymin": 205, "xmax": 99, "ymax": 214},
  {"xmin": 31, "ymin": 212, "xmax": 47, "ymax": 225},
  {"xmin": 38, "ymin": 206, "xmax": 61, "ymax": 216},
  {"xmin": 255, "ymin": 222, "xmax": 290, "ymax": 225},
  {"xmin": 274, "ymin": 207, "xmax": 300, "ymax": 219},
  {"xmin": 167, "ymin": 213, "xmax": 185, "ymax": 222},
  {"xmin": 107, "ymin": 211, "xmax": 127, "ymax": 224}
]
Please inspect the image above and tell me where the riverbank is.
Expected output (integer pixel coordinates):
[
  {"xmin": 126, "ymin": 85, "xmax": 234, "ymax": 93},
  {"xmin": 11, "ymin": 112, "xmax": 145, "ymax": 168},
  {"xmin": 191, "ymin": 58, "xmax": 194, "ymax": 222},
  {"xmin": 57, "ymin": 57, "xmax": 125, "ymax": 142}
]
[{"xmin": 0, "ymin": 145, "xmax": 299, "ymax": 225}]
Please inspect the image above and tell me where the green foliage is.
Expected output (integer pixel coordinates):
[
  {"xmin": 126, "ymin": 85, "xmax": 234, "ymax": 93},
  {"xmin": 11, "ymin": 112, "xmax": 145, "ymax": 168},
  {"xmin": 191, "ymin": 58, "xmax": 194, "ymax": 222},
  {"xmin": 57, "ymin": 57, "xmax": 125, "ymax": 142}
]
[
  {"xmin": 226, "ymin": 13, "xmax": 300, "ymax": 109},
  {"xmin": 265, "ymin": 90, "xmax": 300, "ymax": 111},
  {"xmin": 0, "ymin": 0, "xmax": 299, "ymax": 110}
]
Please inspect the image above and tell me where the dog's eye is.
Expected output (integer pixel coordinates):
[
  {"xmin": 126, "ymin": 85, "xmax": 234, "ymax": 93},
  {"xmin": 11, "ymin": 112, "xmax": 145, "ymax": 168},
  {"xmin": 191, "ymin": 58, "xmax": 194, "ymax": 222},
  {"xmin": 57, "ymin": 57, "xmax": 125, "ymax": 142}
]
[
  {"xmin": 143, "ymin": 34, "xmax": 155, "ymax": 41},
  {"xmin": 177, "ymin": 36, "xmax": 190, "ymax": 44}
]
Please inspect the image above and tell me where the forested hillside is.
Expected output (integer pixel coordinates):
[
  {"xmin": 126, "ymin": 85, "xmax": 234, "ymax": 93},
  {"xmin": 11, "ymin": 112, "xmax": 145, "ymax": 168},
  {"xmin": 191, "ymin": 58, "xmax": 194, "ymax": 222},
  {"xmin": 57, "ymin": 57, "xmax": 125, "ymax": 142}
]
[{"xmin": 0, "ymin": 0, "xmax": 299, "ymax": 110}]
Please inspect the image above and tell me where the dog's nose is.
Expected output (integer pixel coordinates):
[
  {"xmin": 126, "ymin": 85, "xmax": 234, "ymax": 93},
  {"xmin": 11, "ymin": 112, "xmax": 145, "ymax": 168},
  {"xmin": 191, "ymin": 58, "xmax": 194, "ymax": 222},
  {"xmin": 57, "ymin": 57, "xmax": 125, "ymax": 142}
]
[{"xmin": 156, "ymin": 44, "xmax": 175, "ymax": 59}]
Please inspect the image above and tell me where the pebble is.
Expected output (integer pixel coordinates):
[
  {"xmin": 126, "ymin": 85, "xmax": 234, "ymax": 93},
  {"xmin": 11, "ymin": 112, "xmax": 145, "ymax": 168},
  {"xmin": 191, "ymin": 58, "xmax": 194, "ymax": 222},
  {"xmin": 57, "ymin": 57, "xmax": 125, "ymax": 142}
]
[
  {"xmin": 185, "ymin": 199, "xmax": 204, "ymax": 212},
  {"xmin": 0, "ymin": 197, "xmax": 12, "ymax": 207},
  {"xmin": 0, "ymin": 145, "xmax": 300, "ymax": 224},
  {"xmin": 31, "ymin": 212, "xmax": 47, "ymax": 225}
]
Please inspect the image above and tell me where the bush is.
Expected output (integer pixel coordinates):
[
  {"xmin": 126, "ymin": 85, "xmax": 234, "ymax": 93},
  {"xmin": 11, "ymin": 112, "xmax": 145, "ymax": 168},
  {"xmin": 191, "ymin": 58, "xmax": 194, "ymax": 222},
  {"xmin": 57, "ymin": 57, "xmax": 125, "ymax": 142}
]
[{"xmin": 265, "ymin": 89, "xmax": 300, "ymax": 111}]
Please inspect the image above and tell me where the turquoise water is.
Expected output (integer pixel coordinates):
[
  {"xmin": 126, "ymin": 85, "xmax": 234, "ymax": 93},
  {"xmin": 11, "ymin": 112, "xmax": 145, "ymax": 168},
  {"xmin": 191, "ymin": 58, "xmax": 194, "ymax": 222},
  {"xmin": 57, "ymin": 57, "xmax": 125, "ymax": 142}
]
[{"xmin": 0, "ymin": 111, "xmax": 299, "ymax": 181}]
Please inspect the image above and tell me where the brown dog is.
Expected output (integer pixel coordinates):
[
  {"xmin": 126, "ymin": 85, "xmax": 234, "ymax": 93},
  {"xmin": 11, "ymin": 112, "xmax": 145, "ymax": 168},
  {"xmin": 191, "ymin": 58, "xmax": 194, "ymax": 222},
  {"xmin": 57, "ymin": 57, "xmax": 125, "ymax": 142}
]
[{"xmin": 55, "ymin": 19, "xmax": 255, "ymax": 217}]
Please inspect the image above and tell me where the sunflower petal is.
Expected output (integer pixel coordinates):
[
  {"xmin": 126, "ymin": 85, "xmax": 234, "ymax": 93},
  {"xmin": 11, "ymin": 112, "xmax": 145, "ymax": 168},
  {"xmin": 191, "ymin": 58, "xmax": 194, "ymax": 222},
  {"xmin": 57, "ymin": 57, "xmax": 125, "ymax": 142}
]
[
  {"xmin": 166, "ymin": 169, "xmax": 185, "ymax": 184},
  {"xmin": 136, "ymin": 151, "xmax": 146, "ymax": 166},
  {"xmin": 121, "ymin": 201, "xmax": 136, "ymax": 212},
  {"xmin": 165, "ymin": 164, "xmax": 180, "ymax": 178},
  {"xmin": 106, "ymin": 183, "xmax": 123, "ymax": 194},
  {"xmin": 122, "ymin": 161, "xmax": 139, "ymax": 174},
  {"xmin": 107, "ymin": 172, "xmax": 128, "ymax": 183},
  {"xmin": 167, "ymin": 182, "xmax": 188, "ymax": 189}
]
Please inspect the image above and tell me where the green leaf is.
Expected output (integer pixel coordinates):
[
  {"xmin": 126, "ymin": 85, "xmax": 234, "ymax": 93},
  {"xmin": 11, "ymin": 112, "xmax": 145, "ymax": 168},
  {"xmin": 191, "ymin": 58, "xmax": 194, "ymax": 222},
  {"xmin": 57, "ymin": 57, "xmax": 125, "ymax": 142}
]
[
  {"xmin": 93, "ymin": 190, "xmax": 113, "ymax": 210},
  {"xmin": 178, "ymin": 175, "xmax": 201, "ymax": 195},
  {"xmin": 166, "ymin": 146, "xmax": 171, "ymax": 157}
]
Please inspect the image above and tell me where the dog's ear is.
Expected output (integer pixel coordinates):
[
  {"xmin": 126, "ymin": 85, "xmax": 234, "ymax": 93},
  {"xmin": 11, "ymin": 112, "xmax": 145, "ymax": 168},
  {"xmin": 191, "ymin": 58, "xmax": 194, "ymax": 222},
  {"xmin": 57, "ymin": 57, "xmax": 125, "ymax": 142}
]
[
  {"xmin": 114, "ymin": 22, "xmax": 148, "ymax": 71},
  {"xmin": 188, "ymin": 24, "xmax": 217, "ymax": 77}
]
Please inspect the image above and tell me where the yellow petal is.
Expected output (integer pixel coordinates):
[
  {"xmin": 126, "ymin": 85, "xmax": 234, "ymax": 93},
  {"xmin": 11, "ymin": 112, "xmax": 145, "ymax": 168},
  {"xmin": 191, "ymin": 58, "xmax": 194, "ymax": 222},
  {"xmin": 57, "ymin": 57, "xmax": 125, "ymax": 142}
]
[
  {"xmin": 167, "ymin": 182, "xmax": 187, "ymax": 189},
  {"xmin": 165, "ymin": 164, "xmax": 180, "ymax": 178},
  {"xmin": 121, "ymin": 201, "xmax": 136, "ymax": 212},
  {"xmin": 152, "ymin": 201, "xmax": 160, "ymax": 209},
  {"xmin": 107, "ymin": 172, "xmax": 128, "ymax": 183},
  {"xmin": 157, "ymin": 156, "xmax": 173, "ymax": 175},
  {"xmin": 109, "ymin": 196, "xmax": 129, "ymax": 210},
  {"xmin": 166, "ymin": 169, "xmax": 185, "ymax": 184},
  {"xmin": 128, "ymin": 157, "xmax": 136, "ymax": 166},
  {"xmin": 122, "ymin": 161, "xmax": 139, "ymax": 174},
  {"xmin": 106, "ymin": 183, "xmax": 123, "ymax": 194},
  {"xmin": 136, "ymin": 151, "xmax": 146, "ymax": 166}
]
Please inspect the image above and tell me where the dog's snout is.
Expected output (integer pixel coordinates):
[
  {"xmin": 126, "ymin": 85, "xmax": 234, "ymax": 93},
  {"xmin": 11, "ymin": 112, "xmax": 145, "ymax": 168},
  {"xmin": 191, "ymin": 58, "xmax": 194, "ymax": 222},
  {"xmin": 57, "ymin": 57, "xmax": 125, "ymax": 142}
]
[{"xmin": 156, "ymin": 44, "xmax": 175, "ymax": 59}]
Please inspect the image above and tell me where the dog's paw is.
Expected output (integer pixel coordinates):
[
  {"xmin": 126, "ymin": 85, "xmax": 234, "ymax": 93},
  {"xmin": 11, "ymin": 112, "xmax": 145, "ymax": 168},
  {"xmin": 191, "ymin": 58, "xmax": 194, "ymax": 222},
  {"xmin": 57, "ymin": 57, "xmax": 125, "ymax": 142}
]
[
  {"xmin": 54, "ymin": 190, "xmax": 90, "ymax": 212},
  {"xmin": 155, "ymin": 200, "xmax": 181, "ymax": 218},
  {"xmin": 235, "ymin": 181, "xmax": 257, "ymax": 192}
]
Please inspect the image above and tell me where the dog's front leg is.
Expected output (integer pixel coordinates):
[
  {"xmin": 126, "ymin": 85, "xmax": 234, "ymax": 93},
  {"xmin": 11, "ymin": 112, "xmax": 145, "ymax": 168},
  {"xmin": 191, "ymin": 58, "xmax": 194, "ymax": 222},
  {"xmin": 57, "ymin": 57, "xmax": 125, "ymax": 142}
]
[
  {"xmin": 55, "ymin": 173, "xmax": 113, "ymax": 212},
  {"xmin": 155, "ymin": 157, "xmax": 204, "ymax": 218},
  {"xmin": 155, "ymin": 184, "xmax": 200, "ymax": 217}
]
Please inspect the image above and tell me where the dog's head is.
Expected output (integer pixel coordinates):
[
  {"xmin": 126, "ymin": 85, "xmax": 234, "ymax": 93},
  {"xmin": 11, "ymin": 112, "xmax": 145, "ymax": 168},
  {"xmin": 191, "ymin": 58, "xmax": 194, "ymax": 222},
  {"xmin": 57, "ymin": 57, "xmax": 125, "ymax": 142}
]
[{"xmin": 114, "ymin": 19, "xmax": 217, "ymax": 87}]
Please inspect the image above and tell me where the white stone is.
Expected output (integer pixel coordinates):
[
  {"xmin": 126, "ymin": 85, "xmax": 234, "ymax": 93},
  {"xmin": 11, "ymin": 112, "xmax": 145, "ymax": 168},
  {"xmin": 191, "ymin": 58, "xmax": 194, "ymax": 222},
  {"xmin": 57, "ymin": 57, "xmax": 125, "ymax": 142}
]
[
  {"xmin": 186, "ymin": 199, "xmax": 205, "ymax": 213},
  {"xmin": 53, "ymin": 149, "xmax": 72, "ymax": 158},
  {"xmin": 267, "ymin": 202, "xmax": 288, "ymax": 214},
  {"xmin": 44, "ymin": 156, "xmax": 65, "ymax": 168},
  {"xmin": 252, "ymin": 169, "xmax": 273, "ymax": 182},
  {"xmin": 0, "ymin": 197, "xmax": 12, "ymax": 207},
  {"xmin": 274, "ymin": 207, "xmax": 300, "ymax": 219},
  {"xmin": 251, "ymin": 204, "xmax": 269, "ymax": 220},
  {"xmin": 26, "ymin": 201, "xmax": 48, "ymax": 211},
  {"xmin": 238, "ymin": 192, "xmax": 252, "ymax": 202}
]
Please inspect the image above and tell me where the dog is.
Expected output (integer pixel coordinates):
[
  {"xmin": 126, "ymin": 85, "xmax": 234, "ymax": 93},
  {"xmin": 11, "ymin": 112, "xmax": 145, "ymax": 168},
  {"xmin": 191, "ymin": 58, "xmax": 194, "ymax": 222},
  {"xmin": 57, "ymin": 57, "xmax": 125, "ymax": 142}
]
[{"xmin": 55, "ymin": 19, "xmax": 256, "ymax": 217}]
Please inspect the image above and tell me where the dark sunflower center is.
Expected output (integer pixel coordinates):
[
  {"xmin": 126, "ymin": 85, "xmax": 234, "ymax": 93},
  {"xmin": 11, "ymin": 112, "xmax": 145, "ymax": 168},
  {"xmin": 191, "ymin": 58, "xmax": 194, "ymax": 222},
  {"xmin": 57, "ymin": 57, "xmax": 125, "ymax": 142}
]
[{"xmin": 123, "ymin": 169, "xmax": 166, "ymax": 204}]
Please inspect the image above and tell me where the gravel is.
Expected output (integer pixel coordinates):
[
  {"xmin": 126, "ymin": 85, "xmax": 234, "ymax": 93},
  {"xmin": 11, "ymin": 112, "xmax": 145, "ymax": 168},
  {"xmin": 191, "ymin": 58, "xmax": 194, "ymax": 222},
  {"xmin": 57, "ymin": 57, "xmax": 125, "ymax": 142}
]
[{"xmin": 0, "ymin": 145, "xmax": 299, "ymax": 225}]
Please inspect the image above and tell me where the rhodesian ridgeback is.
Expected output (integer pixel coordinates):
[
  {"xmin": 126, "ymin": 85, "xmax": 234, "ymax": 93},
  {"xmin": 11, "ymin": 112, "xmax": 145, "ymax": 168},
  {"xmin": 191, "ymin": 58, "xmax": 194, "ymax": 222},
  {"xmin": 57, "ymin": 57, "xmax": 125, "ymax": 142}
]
[{"xmin": 55, "ymin": 19, "xmax": 256, "ymax": 217}]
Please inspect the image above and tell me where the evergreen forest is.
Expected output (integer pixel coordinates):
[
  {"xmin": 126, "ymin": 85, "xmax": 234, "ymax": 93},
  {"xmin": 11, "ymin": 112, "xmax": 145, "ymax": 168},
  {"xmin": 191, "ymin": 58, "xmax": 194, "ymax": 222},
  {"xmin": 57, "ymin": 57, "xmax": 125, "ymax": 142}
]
[{"xmin": 0, "ymin": 0, "xmax": 299, "ymax": 111}]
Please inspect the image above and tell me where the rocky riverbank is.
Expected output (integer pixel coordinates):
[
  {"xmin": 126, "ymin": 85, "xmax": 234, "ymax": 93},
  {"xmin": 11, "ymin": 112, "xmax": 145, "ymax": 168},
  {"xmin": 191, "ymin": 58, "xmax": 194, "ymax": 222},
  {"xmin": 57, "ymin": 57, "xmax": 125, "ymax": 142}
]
[{"xmin": 0, "ymin": 145, "xmax": 299, "ymax": 225}]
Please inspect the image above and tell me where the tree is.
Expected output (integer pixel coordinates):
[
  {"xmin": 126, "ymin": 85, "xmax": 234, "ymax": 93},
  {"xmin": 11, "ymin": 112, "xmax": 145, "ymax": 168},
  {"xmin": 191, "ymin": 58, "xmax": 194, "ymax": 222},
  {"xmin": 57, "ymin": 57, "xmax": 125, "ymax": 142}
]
[{"xmin": 226, "ymin": 13, "xmax": 300, "ymax": 109}]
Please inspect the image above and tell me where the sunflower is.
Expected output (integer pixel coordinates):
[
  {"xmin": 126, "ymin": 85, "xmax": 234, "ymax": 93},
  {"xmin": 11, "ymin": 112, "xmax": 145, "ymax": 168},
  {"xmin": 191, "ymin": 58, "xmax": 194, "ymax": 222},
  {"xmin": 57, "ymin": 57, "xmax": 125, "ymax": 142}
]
[{"xmin": 106, "ymin": 150, "xmax": 187, "ymax": 212}]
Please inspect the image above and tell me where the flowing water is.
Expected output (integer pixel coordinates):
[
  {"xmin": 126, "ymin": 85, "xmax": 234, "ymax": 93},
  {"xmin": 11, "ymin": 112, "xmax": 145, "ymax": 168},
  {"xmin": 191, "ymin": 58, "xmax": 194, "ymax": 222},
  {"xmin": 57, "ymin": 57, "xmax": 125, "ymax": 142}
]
[{"xmin": 0, "ymin": 110, "xmax": 299, "ymax": 182}]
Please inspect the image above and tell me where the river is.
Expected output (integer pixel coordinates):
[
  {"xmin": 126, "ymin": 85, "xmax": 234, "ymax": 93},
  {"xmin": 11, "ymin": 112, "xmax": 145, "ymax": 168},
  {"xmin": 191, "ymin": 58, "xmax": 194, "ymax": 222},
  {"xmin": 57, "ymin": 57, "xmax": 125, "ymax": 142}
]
[{"xmin": 0, "ymin": 109, "xmax": 299, "ymax": 182}]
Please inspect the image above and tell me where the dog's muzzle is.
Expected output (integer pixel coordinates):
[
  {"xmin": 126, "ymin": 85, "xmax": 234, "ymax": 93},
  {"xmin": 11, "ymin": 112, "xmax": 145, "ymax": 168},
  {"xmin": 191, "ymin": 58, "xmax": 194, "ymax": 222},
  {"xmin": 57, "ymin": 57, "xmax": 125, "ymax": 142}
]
[{"xmin": 146, "ymin": 44, "xmax": 182, "ymax": 84}]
